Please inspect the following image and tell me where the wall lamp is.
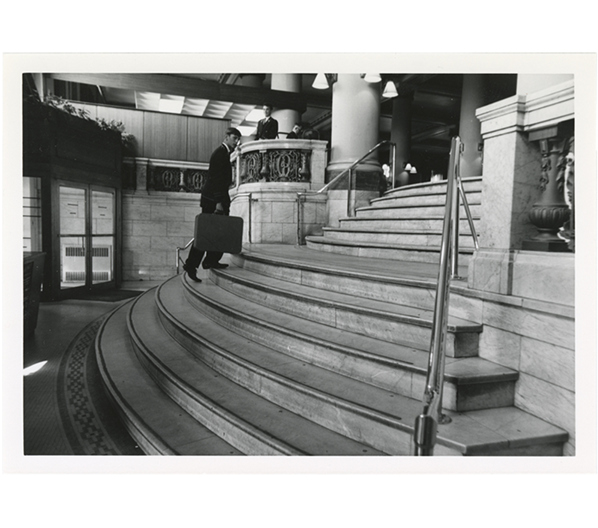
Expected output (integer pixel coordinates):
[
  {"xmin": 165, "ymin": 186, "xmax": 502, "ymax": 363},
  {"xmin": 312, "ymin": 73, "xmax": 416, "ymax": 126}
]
[{"xmin": 312, "ymin": 73, "xmax": 337, "ymax": 89}]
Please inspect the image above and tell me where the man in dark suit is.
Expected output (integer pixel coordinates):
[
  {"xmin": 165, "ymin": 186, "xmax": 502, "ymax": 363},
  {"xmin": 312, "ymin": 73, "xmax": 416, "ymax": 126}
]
[
  {"xmin": 183, "ymin": 127, "xmax": 241, "ymax": 282},
  {"xmin": 255, "ymin": 104, "xmax": 278, "ymax": 140}
]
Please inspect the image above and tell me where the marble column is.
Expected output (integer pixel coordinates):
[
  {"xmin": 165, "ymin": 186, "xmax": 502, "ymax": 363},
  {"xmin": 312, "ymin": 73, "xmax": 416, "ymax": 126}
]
[
  {"xmin": 467, "ymin": 77, "xmax": 575, "ymax": 296},
  {"xmin": 459, "ymin": 74, "xmax": 485, "ymax": 178},
  {"xmin": 271, "ymin": 73, "xmax": 302, "ymax": 137},
  {"xmin": 326, "ymin": 74, "xmax": 382, "ymax": 224},
  {"xmin": 390, "ymin": 94, "xmax": 413, "ymax": 187}
]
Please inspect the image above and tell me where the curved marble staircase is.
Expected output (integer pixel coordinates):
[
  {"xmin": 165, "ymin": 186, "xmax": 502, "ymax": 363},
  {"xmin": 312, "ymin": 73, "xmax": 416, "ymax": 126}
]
[{"xmin": 95, "ymin": 177, "xmax": 568, "ymax": 456}]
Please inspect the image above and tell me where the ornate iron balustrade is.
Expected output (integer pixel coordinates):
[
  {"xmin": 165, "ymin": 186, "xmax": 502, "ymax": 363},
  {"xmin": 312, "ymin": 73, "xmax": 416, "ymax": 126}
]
[
  {"xmin": 235, "ymin": 148, "xmax": 311, "ymax": 184},
  {"xmin": 147, "ymin": 166, "xmax": 208, "ymax": 193}
]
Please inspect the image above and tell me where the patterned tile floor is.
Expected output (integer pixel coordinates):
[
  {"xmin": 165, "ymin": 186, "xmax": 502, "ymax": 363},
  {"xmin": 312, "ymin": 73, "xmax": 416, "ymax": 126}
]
[{"xmin": 23, "ymin": 284, "xmax": 161, "ymax": 456}]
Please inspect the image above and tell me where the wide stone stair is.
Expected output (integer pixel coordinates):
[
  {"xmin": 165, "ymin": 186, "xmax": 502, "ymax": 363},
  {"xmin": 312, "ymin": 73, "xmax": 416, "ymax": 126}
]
[
  {"xmin": 96, "ymin": 241, "xmax": 568, "ymax": 456},
  {"xmin": 306, "ymin": 177, "xmax": 482, "ymax": 266}
]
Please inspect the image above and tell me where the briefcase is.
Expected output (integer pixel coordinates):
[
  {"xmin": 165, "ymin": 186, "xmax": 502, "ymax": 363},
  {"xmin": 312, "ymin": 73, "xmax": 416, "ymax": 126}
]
[{"xmin": 193, "ymin": 213, "xmax": 244, "ymax": 254}]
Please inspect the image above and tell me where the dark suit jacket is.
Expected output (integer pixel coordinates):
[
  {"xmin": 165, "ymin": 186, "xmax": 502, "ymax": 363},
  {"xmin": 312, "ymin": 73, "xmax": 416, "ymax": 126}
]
[
  {"xmin": 256, "ymin": 117, "xmax": 279, "ymax": 139},
  {"xmin": 200, "ymin": 143, "xmax": 233, "ymax": 205}
]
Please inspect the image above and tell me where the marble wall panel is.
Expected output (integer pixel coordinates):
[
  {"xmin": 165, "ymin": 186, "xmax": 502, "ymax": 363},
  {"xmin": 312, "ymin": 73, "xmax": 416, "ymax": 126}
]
[
  {"xmin": 477, "ymin": 325, "xmax": 522, "ymax": 370},
  {"xmin": 482, "ymin": 301, "xmax": 574, "ymax": 350},
  {"xmin": 122, "ymin": 235, "xmax": 151, "ymax": 251},
  {"xmin": 511, "ymin": 251, "xmax": 574, "ymax": 306},
  {"xmin": 520, "ymin": 337, "xmax": 574, "ymax": 392},
  {"xmin": 151, "ymin": 203, "xmax": 187, "ymax": 221},
  {"xmin": 261, "ymin": 222, "xmax": 283, "ymax": 243},
  {"xmin": 515, "ymin": 372, "xmax": 575, "ymax": 449}
]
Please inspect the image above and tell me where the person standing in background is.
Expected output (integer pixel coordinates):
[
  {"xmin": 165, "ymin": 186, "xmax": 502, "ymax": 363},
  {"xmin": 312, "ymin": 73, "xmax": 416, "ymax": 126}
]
[
  {"xmin": 255, "ymin": 104, "xmax": 278, "ymax": 140},
  {"xmin": 287, "ymin": 123, "xmax": 301, "ymax": 139}
]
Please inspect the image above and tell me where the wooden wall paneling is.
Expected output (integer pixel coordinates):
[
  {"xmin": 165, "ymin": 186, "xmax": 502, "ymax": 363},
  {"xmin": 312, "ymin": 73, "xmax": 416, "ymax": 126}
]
[
  {"xmin": 94, "ymin": 106, "xmax": 145, "ymax": 157},
  {"xmin": 187, "ymin": 117, "xmax": 230, "ymax": 162},
  {"xmin": 143, "ymin": 112, "xmax": 187, "ymax": 160}
]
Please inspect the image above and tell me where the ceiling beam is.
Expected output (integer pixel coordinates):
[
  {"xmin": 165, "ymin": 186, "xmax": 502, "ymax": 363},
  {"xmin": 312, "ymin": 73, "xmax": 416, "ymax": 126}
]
[{"xmin": 48, "ymin": 73, "xmax": 319, "ymax": 113}]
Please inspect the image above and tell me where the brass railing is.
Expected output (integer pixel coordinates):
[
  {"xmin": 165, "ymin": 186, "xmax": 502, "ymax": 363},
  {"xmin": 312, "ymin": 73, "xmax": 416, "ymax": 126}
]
[
  {"xmin": 413, "ymin": 136, "xmax": 478, "ymax": 455},
  {"xmin": 296, "ymin": 140, "xmax": 396, "ymax": 245}
]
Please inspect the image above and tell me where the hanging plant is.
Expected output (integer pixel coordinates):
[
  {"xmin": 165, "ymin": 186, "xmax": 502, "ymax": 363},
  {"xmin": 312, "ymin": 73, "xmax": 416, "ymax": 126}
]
[{"xmin": 26, "ymin": 93, "xmax": 134, "ymax": 146}]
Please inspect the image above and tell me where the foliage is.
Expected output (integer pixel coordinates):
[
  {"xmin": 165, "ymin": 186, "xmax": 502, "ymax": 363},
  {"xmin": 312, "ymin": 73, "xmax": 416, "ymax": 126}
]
[{"xmin": 27, "ymin": 93, "xmax": 134, "ymax": 146}]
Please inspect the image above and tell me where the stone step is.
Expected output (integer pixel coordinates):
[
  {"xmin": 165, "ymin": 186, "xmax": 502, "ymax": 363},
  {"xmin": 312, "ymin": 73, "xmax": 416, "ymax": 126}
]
[
  {"xmin": 379, "ymin": 177, "xmax": 483, "ymax": 201},
  {"xmin": 95, "ymin": 299, "xmax": 243, "ymax": 456},
  {"xmin": 304, "ymin": 235, "xmax": 474, "ymax": 266},
  {"xmin": 231, "ymin": 244, "xmax": 466, "ymax": 314},
  {"xmin": 339, "ymin": 216, "xmax": 480, "ymax": 234},
  {"xmin": 208, "ymin": 262, "xmax": 481, "ymax": 359},
  {"xmin": 355, "ymin": 203, "xmax": 482, "ymax": 220},
  {"xmin": 321, "ymin": 227, "xmax": 479, "ymax": 249},
  {"xmin": 205, "ymin": 266, "xmax": 517, "ymax": 411},
  {"xmin": 156, "ymin": 277, "xmax": 567, "ymax": 456},
  {"xmin": 131, "ymin": 288, "xmax": 385, "ymax": 456},
  {"xmin": 371, "ymin": 190, "xmax": 481, "ymax": 208}
]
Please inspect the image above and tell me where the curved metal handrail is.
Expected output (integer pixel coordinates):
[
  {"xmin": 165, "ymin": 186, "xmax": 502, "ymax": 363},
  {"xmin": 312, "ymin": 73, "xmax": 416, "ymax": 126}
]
[
  {"xmin": 175, "ymin": 238, "xmax": 194, "ymax": 274},
  {"xmin": 296, "ymin": 140, "xmax": 396, "ymax": 245}
]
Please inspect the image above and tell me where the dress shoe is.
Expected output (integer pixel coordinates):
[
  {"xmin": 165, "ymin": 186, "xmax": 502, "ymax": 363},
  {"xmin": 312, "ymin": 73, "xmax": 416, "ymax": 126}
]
[{"xmin": 183, "ymin": 263, "xmax": 202, "ymax": 283}]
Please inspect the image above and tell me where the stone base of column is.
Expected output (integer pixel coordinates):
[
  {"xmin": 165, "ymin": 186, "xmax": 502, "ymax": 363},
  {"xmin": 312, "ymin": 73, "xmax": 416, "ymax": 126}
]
[{"xmin": 521, "ymin": 239, "xmax": 570, "ymax": 252}]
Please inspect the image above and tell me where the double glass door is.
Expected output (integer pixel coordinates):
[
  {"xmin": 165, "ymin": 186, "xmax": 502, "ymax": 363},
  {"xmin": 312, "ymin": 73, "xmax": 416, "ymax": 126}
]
[{"xmin": 59, "ymin": 183, "xmax": 116, "ymax": 292}]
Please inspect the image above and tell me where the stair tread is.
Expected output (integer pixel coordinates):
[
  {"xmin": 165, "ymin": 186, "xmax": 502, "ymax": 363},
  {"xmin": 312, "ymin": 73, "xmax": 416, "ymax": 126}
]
[
  {"xmin": 96, "ymin": 301, "xmax": 243, "ymax": 456},
  {"xmin": 306, "ymin": 235, "xmax": 475, "ymax": 253},
  {"xmin": 323, "ymin": 226, "xmax": 479, "ymax": 237},
  {"xmin": 214, "ymin": 263, "xmax": 481, "ymax": 332},
  {"xmin": 160, "ymin": 277, "xmax": 566, "ymax": 454},
  {"xmin": 131, "ymin": 289, "xmax": 385, "ymax": 456},
  {"xmin": 239, "ymin": 243, "xmax": 443, "ymax": 283},
  {"xmin": 186, "ymin": 270, "xmax": 506, "ymax": 383}
]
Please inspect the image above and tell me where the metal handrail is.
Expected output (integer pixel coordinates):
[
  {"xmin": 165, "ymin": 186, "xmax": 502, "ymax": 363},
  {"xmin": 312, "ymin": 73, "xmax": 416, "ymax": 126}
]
[
  {"xmin": 176, "ymin": 238, "xmax": 195, "ymax": 274},
  {"xmin": 296, "ymin": 140, "xmax": 396, "ymax": 245},
  {"xmin": 413, "ymin": 136, "xmax": 471, "ymax": 456}
]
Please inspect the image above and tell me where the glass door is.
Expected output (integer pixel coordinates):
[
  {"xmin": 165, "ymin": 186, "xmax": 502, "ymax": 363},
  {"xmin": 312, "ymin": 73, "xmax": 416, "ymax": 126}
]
[
  {"xmin": 91, "ymin": 188, "xmax": 115, "ymax": 286},
  {"xmin": 58, "ymin": 183, "xmax": 116, "ymax": 293}
]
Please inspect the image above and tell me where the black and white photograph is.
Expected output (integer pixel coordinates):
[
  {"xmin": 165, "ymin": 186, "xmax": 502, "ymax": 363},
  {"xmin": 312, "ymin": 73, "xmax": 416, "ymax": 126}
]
[{"xmin": 2, "ymin": 17, "xmax": 597, "ymax": 527}]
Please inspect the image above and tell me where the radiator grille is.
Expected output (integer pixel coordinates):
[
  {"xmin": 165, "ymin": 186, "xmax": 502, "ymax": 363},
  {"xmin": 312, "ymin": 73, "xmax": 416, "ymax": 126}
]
[{"xmin": 64, "ymin": 271, "xmax": 110, "ymax": 282}]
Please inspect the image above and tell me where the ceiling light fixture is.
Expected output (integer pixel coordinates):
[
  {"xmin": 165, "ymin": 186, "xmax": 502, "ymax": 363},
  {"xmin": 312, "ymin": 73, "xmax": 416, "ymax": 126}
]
[
  {"xmin": 312, "ymin": 73, "xmax": 330, "ymax": 89},
  {"xmin": 382, "ymin": 80, "xmax": 399, "ymax": 98},
  {"xmin": 362, "ymin": 73, "xmax": 382, "ymax": 83}
]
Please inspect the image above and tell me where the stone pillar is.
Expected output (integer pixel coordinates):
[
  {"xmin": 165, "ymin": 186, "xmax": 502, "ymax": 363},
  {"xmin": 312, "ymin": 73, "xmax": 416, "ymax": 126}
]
[
  {"xmin": 390, "ymin": 94, "xmax": 412, "ymax": 186},
  {"xmin": 468, "ymin": 77, "xmax": 574, "ymax": 295},
  {"xmin": 327, "ymin": 74, "xmax": 382, "ymax": 225},
  {"xmin": 459, "ymin": 74, "xmax": 485, "ymax": 178},
  {"xmin": 271, "ymin": 73, "xmax": 302, "ymax": 137}
]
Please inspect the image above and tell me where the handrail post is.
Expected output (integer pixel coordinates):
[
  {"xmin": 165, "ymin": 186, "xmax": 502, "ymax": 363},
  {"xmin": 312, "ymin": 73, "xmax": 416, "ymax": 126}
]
[
  {"xmin": 450, "ymin": 143, "xmax": 461, "ymax": 279},
  {"xmin": 247, "ymin": 192, "xmax": 253, "ymax": 244},
  {"xmin": 347, "ymin": 168, "xmax": 352, "ymax": 217},
  {"xmin": 391, "ymin": 142, "xmax": 397, "ymax": 190},
  {"xmin": 296, "ymin": 192, "xmax": 304, "ymax": 245}
]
